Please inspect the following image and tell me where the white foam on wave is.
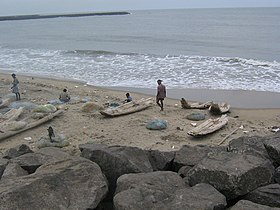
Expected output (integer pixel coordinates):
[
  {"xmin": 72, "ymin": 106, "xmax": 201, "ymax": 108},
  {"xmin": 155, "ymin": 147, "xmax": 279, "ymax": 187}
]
[{"xmin": 0, "ymin": 47, "xmax": 280, "ymax": 92}]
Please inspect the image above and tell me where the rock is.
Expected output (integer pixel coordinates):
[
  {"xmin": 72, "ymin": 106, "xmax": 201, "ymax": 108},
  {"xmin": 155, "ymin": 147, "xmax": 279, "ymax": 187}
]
[
  {"xmin": 228, "ymin": 136, "xmax": 271, "ymax": 159},
  {"xmin": 167, "ymin": 183, "xmax": 227, "ymax": 210},
  {"xmin": 80, "ymin": 144, "xmax": 153, "ymax": 197},
  {"xmin": 173, "ymin": 144, "xmax": 224, "ymax": 171},
  {"xmin": 0, "ymin": 158, "xmax": 9, "ymax": 178},
  {"xmin": 36, "ymin": 134, "xmax": 69, "ymax": 148},
  {"xmin": 145, "ymin": 149, "xmax": 175, "ymax": 171},
  {"xmin": 244, "ymin": 184, "xmax": 280, "ymax": 208},
  {"xmin": 187, "ymin": 151, "xmax": 275, "ymax": 200},
  {"xmin": 178, "ymin": 165, "xmax": 193, "ymax": 178},
  {"xmin": 146, "ymin": 119, "xmax": 167, "ymax": 130},
  {"xmin": 264, "ymin": 135, "xmax": 280, "ymax": 165},
  {"xmin": 0, "ymin": 157, "xmax": 108, "ymax": 210},
  {"xmin": 12, "ymin": 147, "xmax": 71, "ymax": 174},
  {"xmin": 3, "ymin": 144, "xmax": 33, "ymax": 159},
  {"xmin": 114, "ymin": 172, "xmax": 226, "ymax": 210},
  {"xmin": 273, "ymin": 167, "xmax": 280, "ymax": 184},
  {"xmin": 1, "ymin": 162, "xmax": 28, "ymax": 180},
  {"xmin": 114, "ymin": 171, "xmax": 185, "ymax": 210},
  {"xmin": 230, "ymin": 200, "xmax": 280, "ymax": 210}
]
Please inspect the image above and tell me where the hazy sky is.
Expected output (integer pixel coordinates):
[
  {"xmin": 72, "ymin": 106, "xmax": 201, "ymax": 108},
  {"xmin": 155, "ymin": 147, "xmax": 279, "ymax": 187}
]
[{"xmin": 0, "ymin": 0, "xmax": 280, "ymax": 15}]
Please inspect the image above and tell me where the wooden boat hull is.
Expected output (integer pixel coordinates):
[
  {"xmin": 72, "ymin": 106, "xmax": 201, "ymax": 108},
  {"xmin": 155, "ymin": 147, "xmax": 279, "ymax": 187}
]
[
  {"xmin": 100, "ymin": 98, "xmax": 153, "ymax": 117},
  {"xmin": 0, "ymin": 110, "xmax": 63, "ymax": 141},
  {"xmin": 209, "ymin": 102, "xmax": 230, "ymax": 114},
  {"xmin": 181, "ymin": 98, "xmax": 212, "ymax": 109},
  {"xmin": 187, "ymin": 114, "xmax": 228, "ymax": 136}
]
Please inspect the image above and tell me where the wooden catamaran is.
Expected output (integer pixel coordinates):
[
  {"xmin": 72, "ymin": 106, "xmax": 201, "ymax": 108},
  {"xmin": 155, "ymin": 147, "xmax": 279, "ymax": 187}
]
[
  {"xmin": 187, "ymin": 114, "xmax": 228, "ymax": 136},
  {"xmin": 100, "ymin": 98, "xmax": 153, "ymax": 117},
  {"xmin": 209, "ymin": 102, "xmax": 230, "ymax": 115},
  {"xmin": 181, "ymin": 98, "xmax": 212, "ymax": 109}
]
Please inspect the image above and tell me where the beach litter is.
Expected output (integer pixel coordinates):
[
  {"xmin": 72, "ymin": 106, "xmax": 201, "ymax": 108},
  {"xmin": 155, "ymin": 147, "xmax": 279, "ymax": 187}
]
[
  {"xmin": 146, "ymin": 119, "xmax": 167, "ymax": 130},
  {"xmin": 81, "ymin": 102, "xmax": 103, "ymax": 113},
  {"xmin": 9, "ymin": 101, "xmax": 38, "ymax": 110},
  {"xmin": 34, "ymin": 104, "xmax": 57, "ymax": 113},
  {"xmin": 190, "ymin": 123, "xmax": 197, "ymax": 127},
  {"xmin": 271, "ymin": 126, "xmax": 280, "ymax": 133},
  {"xmin": 186, "ymin": 112, "xmax": 206, "ymax": 121}
]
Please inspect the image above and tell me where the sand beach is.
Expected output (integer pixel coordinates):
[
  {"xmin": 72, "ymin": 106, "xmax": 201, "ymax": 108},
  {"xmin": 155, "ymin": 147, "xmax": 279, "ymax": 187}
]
[{"xmin": 1, "ymin": 72, "xmax": 280, "ymax": 155}]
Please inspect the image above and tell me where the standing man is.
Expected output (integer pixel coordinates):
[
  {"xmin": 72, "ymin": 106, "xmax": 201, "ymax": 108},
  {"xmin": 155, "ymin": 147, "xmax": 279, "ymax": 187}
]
[
  {"xmin": 11, "ymin": 73, "xmax": 20, "ymax": 101},
  {"xmin": 156, "ymin": 79, "xmax": 166, "ymax": 111}
]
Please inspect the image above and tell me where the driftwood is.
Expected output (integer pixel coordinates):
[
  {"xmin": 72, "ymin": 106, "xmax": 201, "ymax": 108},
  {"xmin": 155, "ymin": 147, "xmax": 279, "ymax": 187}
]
[
  {"xmin": 209, "ymin": 102, "xmax": 230, "ymax": 115},
  {"xmin": 0, "ymin": 107, "xmax": 24, "ymax": 122},
  {"xmin": 181, "ymin": 98, "xmax": 212, "ymax": 109},
  {"xmin": 0, "ymin": 110, "xmax": 64, "ymax": 141},
  {"xmin": 0, "ymin": 98, "xmax": 12, "ymax": 109},
  {"xmin": 218, "ymin": 126, "xmax": 240, "ymax": 145}
]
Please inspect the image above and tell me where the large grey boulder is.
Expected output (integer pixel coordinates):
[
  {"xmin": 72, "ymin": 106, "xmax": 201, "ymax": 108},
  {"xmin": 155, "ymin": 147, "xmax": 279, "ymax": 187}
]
[
  {"xmin": 228, "ymin": 136, "xmax": 271, "ymax": 159},
  {"xmin": 145, "ymin": 149, "xmax": 175, "ymax": 171},
  {"xmin": 230, "ymin": 200, "xmax": 280, "ymax": 210},
  {"xmin": 0, "ymin": 157, "xmax": 108, "ymax": 210},
  {"xmin": 3, "ymin": 144, "xmax": 33, "ymax": 159},
  {"xmin": 244, "ymin": 184, "xmax": 280, "ymax": 208},
  {"xmin": 187, "ymin": 151, "xmax": 275, "ymax": 200},
  {"xmin": 115, "ymin": 171, "xmax": 185, "ymax": 195},
  {"xmin": 173, "ymin": 144, "xmax": 224, "ymax": 171},
  {"xmin": 264, "ymin": 135, "xmax": 280, "ymax": 165},
  {"xmin": 80, "ymin": 144, "xmax": 153, "ymax": 197},
  {"xmin": 167, "ymin": 183, "xmax": 227, "ymax": 210},
  {"xmin": 0, "ymin": 158, "xmax": 9, "ymax": 178},
  {"xmin": 114, "ymin": 171, "xmax": 226, "ymax": 210},
  {"xmin": 12, "ymin": 147, "xmax": 71, "ymax": 173}
]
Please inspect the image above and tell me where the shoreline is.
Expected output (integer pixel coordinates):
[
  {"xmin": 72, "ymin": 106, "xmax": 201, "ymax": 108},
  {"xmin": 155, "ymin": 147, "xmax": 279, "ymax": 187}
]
[
  {"xmin": 1, "ymin": 70, "xmax": 280, "ymax": 109},
  {"xmin": 104, "ymin": 87, "xmax": 280, "ymax": 109},
  {"xmin": 1, "ymin": 72, "xmax": 280, "ymax": 153}
]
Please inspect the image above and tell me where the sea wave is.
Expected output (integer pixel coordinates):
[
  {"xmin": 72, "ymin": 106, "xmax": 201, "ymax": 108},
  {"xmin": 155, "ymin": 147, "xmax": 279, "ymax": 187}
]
[
  {"xmin": 0, "ymin": 46, "xmax": 280, "ymax": 92},
  {"xmin": 64, "ymin": 49, "xmax": 138, "ymax": 56}
]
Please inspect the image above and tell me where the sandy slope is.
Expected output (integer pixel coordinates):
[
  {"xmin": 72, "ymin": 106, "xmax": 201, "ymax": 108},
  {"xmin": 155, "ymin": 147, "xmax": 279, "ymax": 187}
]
[{"xmin": 1, "ymin": 73, "xmax": 280, "ymax": 155}]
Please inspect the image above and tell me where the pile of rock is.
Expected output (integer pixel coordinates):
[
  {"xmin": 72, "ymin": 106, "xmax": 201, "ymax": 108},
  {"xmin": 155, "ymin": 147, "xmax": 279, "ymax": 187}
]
[{"xmin": 1, "ymin": 134, "xmax": 280, "ymax": 209}]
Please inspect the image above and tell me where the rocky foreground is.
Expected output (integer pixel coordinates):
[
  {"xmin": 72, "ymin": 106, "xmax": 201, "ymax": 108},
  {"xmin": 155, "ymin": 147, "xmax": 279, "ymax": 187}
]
[{"xmin": 1, "ymin": 134, "xmax": 280, "ymax": 209}]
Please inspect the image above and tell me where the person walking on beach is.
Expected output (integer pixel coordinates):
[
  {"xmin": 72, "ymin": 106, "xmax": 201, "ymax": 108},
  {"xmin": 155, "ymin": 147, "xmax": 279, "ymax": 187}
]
[
  {"xmin": 156, "ymin": 79, "xmax": 166, "ymax": 111},
  {"xmin": 59, "ymin": 88, "xmax": 71, "ymax": 102},
  {"xmin": 11, "ymin": 73, "xmax": 20, "ymax": 101}
]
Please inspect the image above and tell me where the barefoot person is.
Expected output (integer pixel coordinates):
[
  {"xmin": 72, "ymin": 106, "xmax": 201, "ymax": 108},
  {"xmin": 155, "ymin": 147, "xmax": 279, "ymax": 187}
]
[
  {"xmin": 156, "ymin": 79, "xmax": 166, "ymax": 111},
  {"xmin": 11, "ymin": 73, "xmax": 20, "ymax": 101}
]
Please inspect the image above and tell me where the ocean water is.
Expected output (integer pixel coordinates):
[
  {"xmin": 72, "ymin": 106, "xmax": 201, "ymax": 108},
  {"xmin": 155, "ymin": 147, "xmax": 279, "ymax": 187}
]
[{"xmin": 0, "ymin": 7, "xmax": 279, "ymax": 92}]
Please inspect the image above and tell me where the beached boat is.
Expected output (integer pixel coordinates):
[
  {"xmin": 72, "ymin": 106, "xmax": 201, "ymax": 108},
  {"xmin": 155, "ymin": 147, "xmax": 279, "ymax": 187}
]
[
  {"xmin": 0, "ymin": 109, "xmax": 63, "ymax": 141},
  {"xmin": 187, "ymin": 114, "xmax": 228, "ymax": 136},
  {"xmin": 209, "ymin": 102, "xmax": 230, "ymax": 115},
  {"xmin": 100, "ymin": 98, "xmax": 153, "ymax": 117},
  {"xmin": 181, "ymin": 98, "xmax": 212, "ymax": 109}
]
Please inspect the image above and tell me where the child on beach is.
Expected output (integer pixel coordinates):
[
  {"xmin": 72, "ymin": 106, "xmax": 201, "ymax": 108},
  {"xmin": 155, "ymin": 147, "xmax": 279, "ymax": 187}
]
[
  {"xmin": 124, "ymin": 92, "xmax": 132, "ymax": 103},
  {"xmin": 59, "ymin": 89, "xmax": 71, "ymax": 102},
  {"xmin": 11, "ymin": 73, "xmax": 20, "ymax": 101},
  {"xmin": 156, "ymin": 79, "xmax": 166, "ymax": 111}
]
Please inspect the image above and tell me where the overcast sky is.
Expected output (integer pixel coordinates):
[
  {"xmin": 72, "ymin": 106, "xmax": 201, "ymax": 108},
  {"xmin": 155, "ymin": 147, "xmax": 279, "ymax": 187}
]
[{"xmin": 0, "ymin": 0, "xmax": 280, "ymax": 16}]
